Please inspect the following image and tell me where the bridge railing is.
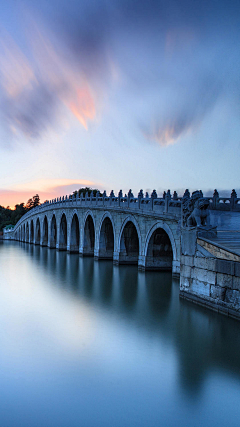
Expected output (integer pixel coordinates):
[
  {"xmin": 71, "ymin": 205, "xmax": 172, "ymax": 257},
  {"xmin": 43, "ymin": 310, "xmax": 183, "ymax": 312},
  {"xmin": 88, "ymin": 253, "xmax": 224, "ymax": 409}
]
[
  {"xmin": 11, "ymin": 189, "xmax": 240, "ymax": 231},
  {"xmin": 206, "ymin": 189, "xmax": 240, "ymax": 211},
  {"xmin": 13, "ymin": 189, "xmax": 183, "ymax": 229}
]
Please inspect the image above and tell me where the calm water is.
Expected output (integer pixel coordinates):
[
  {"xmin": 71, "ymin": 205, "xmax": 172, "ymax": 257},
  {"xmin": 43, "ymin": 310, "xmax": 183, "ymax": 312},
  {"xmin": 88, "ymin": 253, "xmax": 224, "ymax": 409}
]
[{"xmin": 0, "ymin": 241, "xmax": 240, "ymax": 427}]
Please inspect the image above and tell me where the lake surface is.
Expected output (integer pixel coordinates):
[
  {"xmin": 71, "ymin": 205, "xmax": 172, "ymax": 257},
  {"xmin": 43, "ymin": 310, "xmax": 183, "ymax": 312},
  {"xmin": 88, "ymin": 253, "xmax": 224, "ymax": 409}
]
[{"xmin": 0, "ymin": 241, "xmax": 240, "ymax": 427}]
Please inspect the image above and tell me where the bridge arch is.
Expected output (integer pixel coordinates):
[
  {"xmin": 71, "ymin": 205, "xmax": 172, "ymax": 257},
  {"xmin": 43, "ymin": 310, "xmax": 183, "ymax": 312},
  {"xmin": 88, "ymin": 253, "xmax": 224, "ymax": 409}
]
[
  {"xmin": 118, "ymin": 216, "xmax": 141, "ymax": 264},
  {"xmin": 35, "ymin": 218, "xmax": 41, "ymax": 245},
  {"xmin": 59, "ymin": 213, "xmax": 68, "ymax": 250},
  {"xmin": 98, "ymin": 212, "xmax": 115, "ymax": 259},
  {"xmin": 22, "ymin": 224, "xmax": 25, "ymax": 241},
  {"xmin": 82, "ymin": 211, "xmax": 95, "ymax": 256},
  {"xmin": 70, "ymin": 212, "xmax": 80, "ymax": 252},
  {"xmin": 30, "ymin": 220, "xmax": 34, "ymax": 243},
  {"xmin": 50, "ymin": 214, "xmax": 57, "ymax": 248},
  {"xmin": 42, "ymin": 215, "xmax": 48, "ymax": 246},
  {"xmin": 26, "ymin": 222, "xmax": 29, "ymax": 242},
  {"xmin": 144, "ymin": 222, "xmax": 177, "ymax": 270}
]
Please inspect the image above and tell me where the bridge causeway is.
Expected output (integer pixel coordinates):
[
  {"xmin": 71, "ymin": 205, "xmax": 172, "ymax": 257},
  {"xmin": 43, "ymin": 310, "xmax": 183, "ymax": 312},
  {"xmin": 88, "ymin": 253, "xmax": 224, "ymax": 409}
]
[{"xmin": 4, "ymin": 188, "xmax": 240, "ymax": 320}]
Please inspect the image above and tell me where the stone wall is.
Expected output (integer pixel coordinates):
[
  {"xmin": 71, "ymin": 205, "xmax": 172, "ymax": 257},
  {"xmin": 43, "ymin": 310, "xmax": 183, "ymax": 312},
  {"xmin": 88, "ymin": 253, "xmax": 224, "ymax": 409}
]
[{"xmin": 180, "ymin": 229, "xmax": 240, "ymax": 320}]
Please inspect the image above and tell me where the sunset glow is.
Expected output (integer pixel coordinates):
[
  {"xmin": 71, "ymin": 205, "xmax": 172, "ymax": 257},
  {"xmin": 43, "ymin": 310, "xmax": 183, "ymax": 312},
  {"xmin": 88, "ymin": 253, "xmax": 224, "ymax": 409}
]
[
  {"xmin": 0, "ymin": 0, "xmax": 239, "ymax": 208},
  {"xmin": 68, "ymin": 88, "xmax": 96, "ymax": 130}
]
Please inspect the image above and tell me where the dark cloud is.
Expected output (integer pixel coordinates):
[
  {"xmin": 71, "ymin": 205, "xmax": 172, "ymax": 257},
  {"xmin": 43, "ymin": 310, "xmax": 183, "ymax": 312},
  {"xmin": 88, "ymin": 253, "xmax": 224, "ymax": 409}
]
[
  {"xmin": 1, "ymin": 83, "xmax": 59, "ymax": 138},
  {"xmin": 142, "ymin": 67, "xmax": 223, "ymax": 145}
]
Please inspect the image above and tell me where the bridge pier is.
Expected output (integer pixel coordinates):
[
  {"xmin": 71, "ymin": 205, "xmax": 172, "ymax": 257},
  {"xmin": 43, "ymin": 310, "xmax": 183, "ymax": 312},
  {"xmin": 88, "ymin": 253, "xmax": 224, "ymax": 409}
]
[
  {"xmin": 113, "ymin": 251, "xmax": 120, "ymax": 265},
  {"xmin": 172, "ymin": 260, "xmax": 180, "ymax": 277}
]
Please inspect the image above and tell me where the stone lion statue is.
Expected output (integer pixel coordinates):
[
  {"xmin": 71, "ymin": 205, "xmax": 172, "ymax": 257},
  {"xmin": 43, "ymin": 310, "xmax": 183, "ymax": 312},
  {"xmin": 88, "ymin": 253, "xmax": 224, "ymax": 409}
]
[{"xmin": 182, "ymin": 190, "xmax": 210, "ymax": 227}]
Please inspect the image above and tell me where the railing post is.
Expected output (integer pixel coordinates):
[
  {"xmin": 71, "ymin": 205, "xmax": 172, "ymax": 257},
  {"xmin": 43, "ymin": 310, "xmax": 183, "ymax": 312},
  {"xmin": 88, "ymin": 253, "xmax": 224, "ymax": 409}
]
[
  {"xmin": 128, "ymin": 190, "xmax": 133, "ymax": 208},
  {"xmin": 138, "ymin": 190, "xmax": 143, "ymax": 209},
  {"xmin": 173, "ymin": 191, "xmax": 178, "ymax": 200},
  {"xmin": 118, "ymin": 190, "xmax": 122, "ymax": 207},
  {"xmin": 103, "ymin": 190, "xmax": 106, "ymax": 206},
  {"xmin": 164, "ymin": 190, "xmax": 171, "ymax": 213},
  {"xmin": 151, "ymin": 190, "xmax": 157, "ymax": 211},
  {"xmin": 212, "ymin": 189, "xmax": 219, "ymax": 209},
  {"xmin": 231, "ymin": 189, "xmax": 237, "ymax": 210},
  {"xmin": 110, "ymin": 190, "xmax": 114, "ymax": 206}
]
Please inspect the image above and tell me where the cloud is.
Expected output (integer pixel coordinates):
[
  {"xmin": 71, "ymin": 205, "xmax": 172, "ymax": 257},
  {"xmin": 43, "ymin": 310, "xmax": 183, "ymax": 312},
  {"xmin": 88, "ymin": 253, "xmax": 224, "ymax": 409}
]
[
  {"xmin": 0, "ymin": 24, "xmax": 98, "ymax": 139},
  {"xmin": 0, "ymin": 0, "xmax": 239, "ymax": 145}
]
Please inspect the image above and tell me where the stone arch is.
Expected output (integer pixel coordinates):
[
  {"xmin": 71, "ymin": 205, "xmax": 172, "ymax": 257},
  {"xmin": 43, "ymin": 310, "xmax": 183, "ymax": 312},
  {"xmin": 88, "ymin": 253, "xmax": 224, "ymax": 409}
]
[
  {"xmin": 98, "ymin": 212, "xmax": 115, "ymax": 259},
  {"xmin": 26, "ymin": 222, "xmax": 29, "ymax": 242},
  {"xmin": 59, "ymin": 213, "xmax": 67, "ymax": 250},
  {"xmin": 70, "ymin": 213, "xmax": 80, "ymax": 252},
  {"xmin": 35, "ymin": 218, "xmax": 41, "ymax": 245},
  {"xmin": 23, "ymin": 223, "xmax": 25, "ymax": 241},
  {"xmin": 50, "ymin": 214, "xmax": 57, "ymax": 248},
  {"xmin": 42, "ymin": 216, "xmax": 49, "ymax": 246},
  {"xmin": 144, "ymin": 222, "xmax": 177, "ymax": 270},
  {"xmin": 30, "ymin": 220, "xmax": 34, "ymax": 243},
  {"xmin": 83, "ymin": 211, "xmax": 95, "ymax": 256},
  {"xmin": 118, "ymin": 216, "xmax": 141, "ymax": 264}
]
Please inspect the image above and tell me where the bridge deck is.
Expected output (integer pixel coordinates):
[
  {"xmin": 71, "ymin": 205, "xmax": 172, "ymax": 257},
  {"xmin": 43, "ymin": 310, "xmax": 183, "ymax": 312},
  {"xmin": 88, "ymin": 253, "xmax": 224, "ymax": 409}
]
[{"xmin": 204, "ymin": 230, "xmax": 240, "ymax": 257}]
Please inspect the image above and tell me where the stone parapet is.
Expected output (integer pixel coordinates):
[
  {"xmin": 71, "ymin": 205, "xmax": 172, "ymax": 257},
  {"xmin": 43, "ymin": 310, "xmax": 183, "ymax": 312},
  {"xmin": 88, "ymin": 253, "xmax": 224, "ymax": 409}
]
[{"xmin": 180, "ymin": 231, "xmax": 240, "ymax": 320}]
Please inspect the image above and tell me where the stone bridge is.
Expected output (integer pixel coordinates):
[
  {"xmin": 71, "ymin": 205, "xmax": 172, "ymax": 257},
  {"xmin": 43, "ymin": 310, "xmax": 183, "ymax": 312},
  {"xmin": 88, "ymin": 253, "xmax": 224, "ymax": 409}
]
[{"xmin": 11, "ymin": 190, "xmax": 183, "ymax": 276}]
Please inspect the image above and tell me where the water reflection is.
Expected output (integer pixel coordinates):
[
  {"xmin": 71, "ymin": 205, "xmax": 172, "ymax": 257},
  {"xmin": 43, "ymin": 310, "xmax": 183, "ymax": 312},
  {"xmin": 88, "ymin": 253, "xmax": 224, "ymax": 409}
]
[
  {"xmin": 13, "ymin": 241, "xmax": 240, "ymax": 390},
  {"xmin": 0, "ymin": 241, "xmax": 240, "ymax": 427}
]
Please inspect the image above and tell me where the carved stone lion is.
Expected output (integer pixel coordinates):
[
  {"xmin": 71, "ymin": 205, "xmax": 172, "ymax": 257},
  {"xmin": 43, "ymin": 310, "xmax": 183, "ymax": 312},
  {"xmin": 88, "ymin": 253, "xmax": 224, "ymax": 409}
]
[{"xmin": 183, "ymin": 190, "xmax": 210, "ymax": 227}]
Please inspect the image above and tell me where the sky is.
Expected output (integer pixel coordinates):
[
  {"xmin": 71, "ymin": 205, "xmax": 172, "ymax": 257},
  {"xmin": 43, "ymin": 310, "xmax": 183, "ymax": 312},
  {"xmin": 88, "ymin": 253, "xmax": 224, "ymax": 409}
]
[{"xmin": 0, "ymin": 0, "xmax": 239, "ymax": 208}]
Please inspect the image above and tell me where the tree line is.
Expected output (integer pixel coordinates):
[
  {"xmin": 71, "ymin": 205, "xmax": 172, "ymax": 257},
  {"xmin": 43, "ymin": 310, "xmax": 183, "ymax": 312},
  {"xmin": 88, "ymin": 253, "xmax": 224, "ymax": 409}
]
[
  {"xmin": 0, "ymin": 188, "xmax": 102, "ymax": 231},
  {"xmin": 0, "ymin": 194, "xmax": 40, "ymax": 231},
  {"xmin": 72, "ymin": 187, "xmax": 102, "ymax": 198}
]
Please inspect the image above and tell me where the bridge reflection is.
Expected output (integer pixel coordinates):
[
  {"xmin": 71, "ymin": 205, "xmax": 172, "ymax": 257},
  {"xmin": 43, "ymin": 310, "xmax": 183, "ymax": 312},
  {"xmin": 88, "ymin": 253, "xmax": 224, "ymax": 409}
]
[{"xmin": 16, "ymin": 241, "xmax": 240, "ymax": 395}]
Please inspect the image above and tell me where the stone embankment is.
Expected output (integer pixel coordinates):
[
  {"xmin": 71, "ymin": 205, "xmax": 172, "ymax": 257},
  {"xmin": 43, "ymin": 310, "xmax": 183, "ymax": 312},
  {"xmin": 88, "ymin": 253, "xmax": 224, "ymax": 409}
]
[{"xmin": 180, "ymin": 229, "xmax": 240, "ymax": 320}]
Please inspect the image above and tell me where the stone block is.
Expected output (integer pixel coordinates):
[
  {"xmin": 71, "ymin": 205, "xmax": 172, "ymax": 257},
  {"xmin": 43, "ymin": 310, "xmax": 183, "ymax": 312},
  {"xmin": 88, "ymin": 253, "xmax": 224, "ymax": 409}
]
[
  {"xmin": 216, "ymin": 259, "xmax": 234, "ymax": 275},
  {"xmin": 191, "ymin": 267, "xmax": 206, "ymax": 282},
  {"xmin": 180, "ymin": 264, "xmax": 191, "ymax": 278},
  {"xmin": 172, "ymin": 260, "xmax": 180, "ymax": 275},
  {"xmin": 194, "ymin": 257, "xmax": 216, "ymax": 271},
  {"xmin": 181, "ymin": 229, "xmax": 197, "ymax": 256},
  {"xmin": 206, "ymin": 259, "xmax": 217, "ymax": 271},
  {"xmin": 210, "ymin": 285, "xmax": 226, "ymax": 300},
  {"xmin": 191, "ymin": 267, "xmax": 216, "ymax": 285},
  {"xmin": 191, "ymin": 279, "xmax": 210, "ymax": 297},
  {"xmin": 206, "ymin": 270, "xmax": 216, "ymax": 285},
  {"xmin": 194, "ymin": 257, "xmax": 207, "ymax": 270},
  {"xmin": 181, "ymin": 255, "xmax": 194, "ymax": 267},
  {"xmin": 225, "ymin": 289, "xmax": 240, "ymax": 307},
  {"xmin": 234, "ymin": 262, "xmax": 240, "ymax": 277},
  {"xmin": 180, "ymin": 276, "xmax": 191, "ymax": 288},
  {"xmin": 217, "ymin": 273, "xmax": 233, "ymax": 289},
  {"xmin": 232, "ymin": 276, "xmax": 240, "ymax": 291}
]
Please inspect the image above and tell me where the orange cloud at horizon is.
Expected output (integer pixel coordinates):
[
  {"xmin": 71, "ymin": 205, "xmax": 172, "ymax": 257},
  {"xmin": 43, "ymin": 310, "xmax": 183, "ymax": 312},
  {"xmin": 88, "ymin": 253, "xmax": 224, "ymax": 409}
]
[{"xmin": 0, "ymin": 178, "xmax": 99, "ymax": 209}]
